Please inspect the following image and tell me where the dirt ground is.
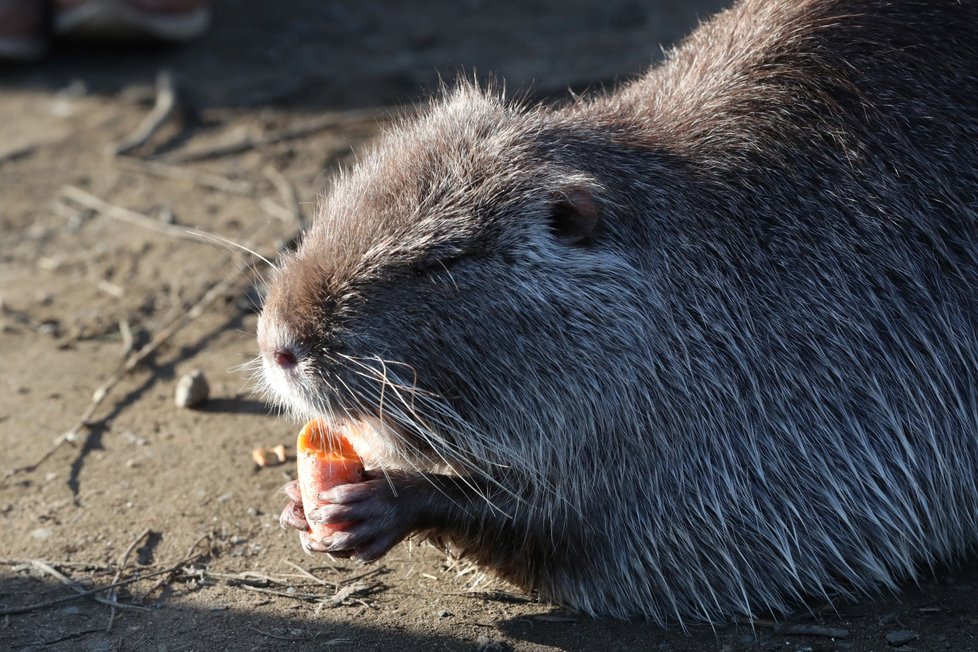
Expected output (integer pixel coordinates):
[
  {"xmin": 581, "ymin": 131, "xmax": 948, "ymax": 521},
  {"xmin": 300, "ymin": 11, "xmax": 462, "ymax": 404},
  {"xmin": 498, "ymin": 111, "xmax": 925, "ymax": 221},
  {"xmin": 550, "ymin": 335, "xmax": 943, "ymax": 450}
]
[{"xmin": 2, "ymin": 1, "xmax": 977, "ymax": 650}]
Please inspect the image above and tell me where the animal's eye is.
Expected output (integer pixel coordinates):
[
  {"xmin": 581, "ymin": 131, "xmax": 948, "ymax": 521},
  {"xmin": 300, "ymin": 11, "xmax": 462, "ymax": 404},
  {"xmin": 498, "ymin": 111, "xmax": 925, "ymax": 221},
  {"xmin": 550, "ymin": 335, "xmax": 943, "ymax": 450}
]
[{"xmin": 412, "ymin": 254, "xmax": 463, "ymax": 277}]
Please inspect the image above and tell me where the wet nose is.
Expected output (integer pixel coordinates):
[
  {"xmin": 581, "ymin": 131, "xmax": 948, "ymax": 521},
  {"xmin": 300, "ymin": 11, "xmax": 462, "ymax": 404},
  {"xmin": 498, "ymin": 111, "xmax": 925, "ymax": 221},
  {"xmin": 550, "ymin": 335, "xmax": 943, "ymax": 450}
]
[
  {"xmin": 257, "ymin": 325, "xmax": 299, "ymax": 369},
  {"xmin": 273, "ymin": 348, "xmax": 298, "ymax": 369}
]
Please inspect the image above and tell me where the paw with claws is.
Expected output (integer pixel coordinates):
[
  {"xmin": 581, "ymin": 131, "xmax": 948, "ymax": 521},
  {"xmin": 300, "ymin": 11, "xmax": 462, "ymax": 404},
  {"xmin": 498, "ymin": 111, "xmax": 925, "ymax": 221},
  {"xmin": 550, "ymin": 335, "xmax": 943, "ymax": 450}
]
[{"xmin": 280, "ymin": 470, "xmax": 435, "ymax": 562}]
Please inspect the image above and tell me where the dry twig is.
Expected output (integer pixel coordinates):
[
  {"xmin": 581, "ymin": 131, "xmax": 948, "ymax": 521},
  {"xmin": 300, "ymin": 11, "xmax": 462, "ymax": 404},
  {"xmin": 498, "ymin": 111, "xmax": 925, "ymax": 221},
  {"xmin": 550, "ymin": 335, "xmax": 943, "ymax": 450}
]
[
  {"xmin": 0, "ymin": 564, "xmax": 178, "ymax": 616},
  {"xmin": 106, "ymin": 528, "xmax": 152, "ymax": 631},
  {"xmin": 738, "ymin": 618, "xmax": 850, "ymax": 639},
  {"xmin": 110, "ymin": 70, "xmax": 177, "ymax": 156},
  {"xmin": 165, "ymin": 109, "xmax": 384, "ymax": 164},
  {"xmin": 114, "ymin": 156, "xmax": 252, "ymax": 195},
  {"xmin": 263, "ymin": 164, "xmax": 303, "ymax": 226},
  {"xmin": 28, "ymin": 560, "xmax": 146, "ymax": 612},
  {"xmin": 61, "ymin": 185, "xmax": 224, "ymax": 244}
]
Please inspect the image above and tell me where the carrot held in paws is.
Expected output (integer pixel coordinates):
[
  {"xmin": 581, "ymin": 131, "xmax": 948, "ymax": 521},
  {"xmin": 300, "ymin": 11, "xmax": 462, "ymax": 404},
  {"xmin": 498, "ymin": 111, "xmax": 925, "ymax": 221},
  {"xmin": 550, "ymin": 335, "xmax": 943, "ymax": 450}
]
[{"xmin": 296, "ymin": 419, "xmax": 365, "ymax": 542}]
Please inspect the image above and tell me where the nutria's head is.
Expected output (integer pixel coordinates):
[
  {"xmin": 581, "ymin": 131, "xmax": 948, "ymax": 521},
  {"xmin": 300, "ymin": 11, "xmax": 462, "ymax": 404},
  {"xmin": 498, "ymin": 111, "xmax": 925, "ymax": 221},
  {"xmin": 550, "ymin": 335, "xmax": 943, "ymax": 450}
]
[{"xmin": 257, "ymin": 86, "xmax": 653, "ymax": 475}]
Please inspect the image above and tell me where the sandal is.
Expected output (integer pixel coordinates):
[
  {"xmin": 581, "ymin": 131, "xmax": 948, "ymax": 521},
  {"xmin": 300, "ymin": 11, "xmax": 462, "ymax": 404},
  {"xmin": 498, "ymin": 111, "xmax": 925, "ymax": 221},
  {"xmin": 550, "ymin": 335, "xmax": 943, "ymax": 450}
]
[{"xmin": 54, "ymin": 0, "xmax": 209, "ymax": 41}]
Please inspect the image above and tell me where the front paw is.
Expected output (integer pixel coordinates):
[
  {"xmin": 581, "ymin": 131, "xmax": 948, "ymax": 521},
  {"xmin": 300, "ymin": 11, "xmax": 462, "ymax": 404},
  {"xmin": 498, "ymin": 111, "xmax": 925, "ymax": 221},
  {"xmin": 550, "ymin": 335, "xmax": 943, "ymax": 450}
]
[{"xmin": 306, "ymin": 471, "xmax": 426, "ymax": 563}]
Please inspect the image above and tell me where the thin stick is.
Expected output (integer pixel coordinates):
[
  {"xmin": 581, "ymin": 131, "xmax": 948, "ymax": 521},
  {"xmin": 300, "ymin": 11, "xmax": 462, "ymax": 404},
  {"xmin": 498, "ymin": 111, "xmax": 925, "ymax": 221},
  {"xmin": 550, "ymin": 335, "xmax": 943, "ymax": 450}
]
[
  {"xmin": 246, "ymin": 626, "xmax": 311, "ymax": 642},
  {"xmin": 119, "ymin": 319, "xmax": 134, "ymax": 357},
  {"xmin": 29, "ymin": 560, "xmax": 145, "ymax": 612},
  {"xmin": 738, "ymin": 618, "xmax": 850, "ymax": 639},
  {"xmin": 236, "ymin": 584, "xmax": 323, "ymax": 601},
  {"xmin": 0, "ymin": 564, "xmax": 178, "ymax": 616},
  {"xmin": 165, "ymin": 109, "xmax": 385, "ymax": 164},
  {"xmin": 263, "ymin": 165, "xmax": 303, "ymax": 226},
  {"xmin": 106, "ymin": 528, "xmax": 151, "ymax": 631},
  {"xmin": 279, "ymin": 560, "xmax": 338, "ymax": 588},
  {"xmin": 0, "ymin": 559, "xmax": 112, "ymax": 571},
  {"xmin": 62, "ymin": 185, "xmax": 224, "ymax": 244},
  {"xmin": 110, "ymin": 70, "xmax": 177, "ymax": 156},
  {"xmin": 142, "ymin": 533, "xmax": 212, "ymax": 597},
  {"xmin": 260, "ymin": 197, "xmax": 296, "ymax": 224},
  {"xmin": 114, "ymin": 156, "xmax": 252, "ymax": 195}
]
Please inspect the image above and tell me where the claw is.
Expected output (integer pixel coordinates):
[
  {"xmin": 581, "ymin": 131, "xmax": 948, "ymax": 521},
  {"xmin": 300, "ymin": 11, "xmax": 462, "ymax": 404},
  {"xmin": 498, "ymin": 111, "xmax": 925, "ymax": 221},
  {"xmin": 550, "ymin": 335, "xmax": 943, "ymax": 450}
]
[
  {"xmin": 308, "ymin": 503, "xmax": 358, "ymax": 524},
  {"xmin": 319, "ymin": 482, "xmax": 375, "ymax": 504},
  {"xmin": 300, "ymin": 531, "xmax": 328, "ymax": 553},
  {"xmin": 280, "ymin": 502, "xmax": 307, "ymax": 531},
  {"xmin": 282, "ymin": 480, "xmax": 302, "ymax": 502},
  {"xmin": 325, "ymin": 531, "xmax": 358, "ymax": 552}
]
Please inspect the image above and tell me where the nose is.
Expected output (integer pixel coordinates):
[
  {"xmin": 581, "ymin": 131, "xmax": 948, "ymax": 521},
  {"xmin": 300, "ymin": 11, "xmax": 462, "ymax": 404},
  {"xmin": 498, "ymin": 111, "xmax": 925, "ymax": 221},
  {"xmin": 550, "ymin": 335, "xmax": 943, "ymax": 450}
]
[
  {"xmin": 273, "ymin": 348, "xmax": 298, "ymax": 369},
  {"xmin": 257, "ymin": 322, "xmax": 300, "ymax": 370}
]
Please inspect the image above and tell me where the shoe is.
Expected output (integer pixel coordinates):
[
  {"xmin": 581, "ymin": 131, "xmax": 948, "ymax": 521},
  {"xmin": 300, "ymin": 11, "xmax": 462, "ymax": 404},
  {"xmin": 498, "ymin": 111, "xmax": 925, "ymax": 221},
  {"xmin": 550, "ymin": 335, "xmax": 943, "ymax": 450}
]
[
  {"xmin": 54, "ymin": 0, "xmax": 209, "ymax": 42},
  {"xmin": 0, "ymin": 0, "xmax": 47, "ymax": 61}
]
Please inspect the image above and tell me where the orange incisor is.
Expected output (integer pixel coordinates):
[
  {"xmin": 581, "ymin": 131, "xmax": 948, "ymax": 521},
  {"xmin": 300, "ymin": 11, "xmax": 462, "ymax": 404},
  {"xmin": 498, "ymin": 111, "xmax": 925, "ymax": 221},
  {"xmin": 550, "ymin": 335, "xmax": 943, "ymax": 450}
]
[{"xmin": 296, "ymin": 419, "xmax": 365, "ymax": 541}]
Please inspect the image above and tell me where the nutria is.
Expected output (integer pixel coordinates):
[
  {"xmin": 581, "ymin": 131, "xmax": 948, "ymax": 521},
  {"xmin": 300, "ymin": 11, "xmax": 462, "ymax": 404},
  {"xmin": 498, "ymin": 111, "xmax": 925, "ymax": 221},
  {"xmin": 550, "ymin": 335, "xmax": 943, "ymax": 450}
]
[{"xmin": 257, "ymin": 0, "xmax": 978, "ymax": 622}]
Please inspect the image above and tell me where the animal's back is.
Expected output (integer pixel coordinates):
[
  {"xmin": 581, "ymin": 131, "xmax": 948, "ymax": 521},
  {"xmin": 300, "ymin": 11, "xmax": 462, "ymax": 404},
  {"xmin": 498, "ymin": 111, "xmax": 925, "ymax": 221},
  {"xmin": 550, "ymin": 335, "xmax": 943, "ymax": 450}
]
[
  {"xmin": 263, "ymin": 0, "xmax": 978, "ymax": 623},
  {"xmin": 546, "ymin": 0, "xmax": 978, "ymax": 620}
]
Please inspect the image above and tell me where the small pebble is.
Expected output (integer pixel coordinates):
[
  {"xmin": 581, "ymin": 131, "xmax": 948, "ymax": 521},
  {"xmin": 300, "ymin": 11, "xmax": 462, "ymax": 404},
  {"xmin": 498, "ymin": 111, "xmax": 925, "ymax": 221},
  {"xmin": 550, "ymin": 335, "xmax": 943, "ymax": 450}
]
[
  {"xmin": 437, "ymin": 609, "xmax": 452, "ymax": 618},
  {"xmin": 886, "ymin": 630, "xmax": 918, "ymax": 647},
  {"xmin": 229, "ymin": 535, "xmax": 247, "ymax": 545},
  {"xmin": 122, "ymin": 431, "xmax": 149, "ymax": 446},
  {"xmin": 246, "ymin": 507, "xmax": 260, "ymax": 517},
  {"xmin": 475, "ymin": 637, "xmax": 510, "ymax": 652},
  {"xmin": 174, "ymin": 369, "xmax": 209, "ymax": 408},
  {"xmin": 31, "ymin": 527, "xmax": 53, "ymax": 540},
  {"xmin": 38, "ymin": 320, "xmax": 60, "ymax": 335}
]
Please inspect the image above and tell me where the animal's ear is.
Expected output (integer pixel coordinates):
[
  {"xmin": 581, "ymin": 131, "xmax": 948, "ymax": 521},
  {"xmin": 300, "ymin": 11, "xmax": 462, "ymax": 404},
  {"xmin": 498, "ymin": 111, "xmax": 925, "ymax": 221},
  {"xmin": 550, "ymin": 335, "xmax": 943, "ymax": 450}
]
[{"xmin": 550, "ymin": 187, "xmax": 600, "ymax": 245}]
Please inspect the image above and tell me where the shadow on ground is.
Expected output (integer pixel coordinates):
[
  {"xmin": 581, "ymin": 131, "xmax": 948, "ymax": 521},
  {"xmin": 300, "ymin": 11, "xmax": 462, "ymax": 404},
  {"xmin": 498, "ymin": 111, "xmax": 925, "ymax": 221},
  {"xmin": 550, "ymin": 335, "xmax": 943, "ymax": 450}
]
[{"xmin": 1, "ymin": 0, "xmax": 731, "ymax": 112}]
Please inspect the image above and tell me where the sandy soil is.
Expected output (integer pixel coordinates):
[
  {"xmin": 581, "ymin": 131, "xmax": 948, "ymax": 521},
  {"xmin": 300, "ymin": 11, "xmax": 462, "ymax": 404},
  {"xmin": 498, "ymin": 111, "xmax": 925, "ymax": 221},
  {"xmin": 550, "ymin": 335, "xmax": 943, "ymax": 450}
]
[{"xmin": 2, "ymin": 1, "xmax": 977, "ymax": 650}]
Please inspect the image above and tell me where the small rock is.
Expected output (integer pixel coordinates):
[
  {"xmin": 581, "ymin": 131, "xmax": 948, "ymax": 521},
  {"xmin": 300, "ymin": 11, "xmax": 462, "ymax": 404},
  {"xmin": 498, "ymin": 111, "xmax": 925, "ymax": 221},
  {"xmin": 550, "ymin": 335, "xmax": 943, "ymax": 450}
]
[
  {"xmin": 122, "ymin": 431, "xmax": 148, "ymax": 446},
  {"xmin": 437, "ymin": 609, "xmax": 452, "ymax": 618},
  {"xmin": 38, "ymin": 320, "xmax": 60, "ymax": 336},
  {"xmin": 229, "ymin": 535, "xmax": 247, "ymax": 545},
  {"xmin": 886, "ymin": 630, "xmax": 918, "ymax": 647},
  {"xmin": 31, "ymin": 527, "xmax": 53, "ymax": 540},
  {"xmin": 475, "ymin": 636, "xmax": 510, "ymax": 652},
  {"xmin": 37, "ymin": 256, "xmax": 63, "ymax": 271},
  {"xmin": 246, "ymin": 507, "xmax": 260, "ymax": 517},
  {"xmin": 62, "ymin": 606, "xmax": 81, "ymax": 615},
  {"xmin": 217, "ymin": 492, "xmax": 233, "ymax": 503},
  {"xmin": 174, "ymin": 369, "xmax": 209, "ymax": 408}
]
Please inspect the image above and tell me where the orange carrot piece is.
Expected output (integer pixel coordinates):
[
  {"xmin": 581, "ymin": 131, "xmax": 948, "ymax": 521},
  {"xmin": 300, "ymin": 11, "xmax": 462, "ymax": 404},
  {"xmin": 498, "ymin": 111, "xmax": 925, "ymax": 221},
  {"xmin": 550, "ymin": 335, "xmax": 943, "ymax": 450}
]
[{"xmin": 296, "ymin": 418, "xmax": 364, "ymax": 541}]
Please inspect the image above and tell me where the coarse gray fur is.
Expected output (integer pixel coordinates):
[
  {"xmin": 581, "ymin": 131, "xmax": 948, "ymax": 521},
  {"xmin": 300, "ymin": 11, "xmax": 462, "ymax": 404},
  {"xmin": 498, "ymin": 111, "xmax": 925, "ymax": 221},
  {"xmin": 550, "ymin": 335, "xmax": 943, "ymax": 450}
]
[{"xmin": 257, "ymin": 0, "xmax": 978, "ymax": 623}]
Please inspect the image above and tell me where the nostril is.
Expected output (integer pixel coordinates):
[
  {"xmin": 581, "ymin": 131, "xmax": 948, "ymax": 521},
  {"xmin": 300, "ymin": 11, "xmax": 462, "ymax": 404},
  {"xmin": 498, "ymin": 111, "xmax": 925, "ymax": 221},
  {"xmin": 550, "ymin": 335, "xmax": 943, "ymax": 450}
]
[{"xmin": 273, "ymin": 349, "xmax": 298, "ymax": 369}]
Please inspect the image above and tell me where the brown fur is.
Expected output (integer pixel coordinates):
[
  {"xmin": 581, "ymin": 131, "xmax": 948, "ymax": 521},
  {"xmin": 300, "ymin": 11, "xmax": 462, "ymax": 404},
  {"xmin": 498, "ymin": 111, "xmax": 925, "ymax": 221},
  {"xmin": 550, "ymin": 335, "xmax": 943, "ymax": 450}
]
[{"xmin": 261, "ymin": 0, "xmax": 978, "ymax": 622}]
